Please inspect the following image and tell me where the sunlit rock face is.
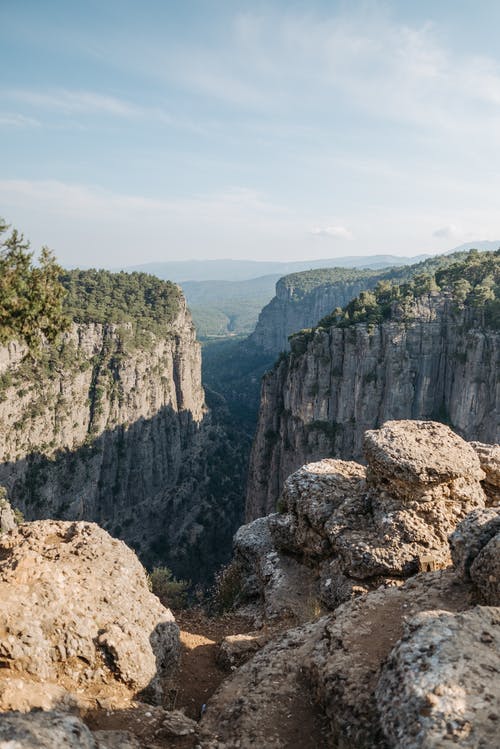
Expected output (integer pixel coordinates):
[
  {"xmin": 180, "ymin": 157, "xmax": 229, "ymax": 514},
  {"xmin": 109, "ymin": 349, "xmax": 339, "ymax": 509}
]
[
  {"xmin": 247, "ymin": 295, "xmax": 499, "ymax": 520},
  {"xmin": 0, "ymin": 520, "xmax": 179, "ymax": 712}
]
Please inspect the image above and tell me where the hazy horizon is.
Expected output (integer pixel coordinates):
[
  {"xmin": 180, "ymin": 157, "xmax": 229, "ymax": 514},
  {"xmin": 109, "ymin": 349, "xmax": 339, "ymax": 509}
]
[{"xmin": 2, "ymin": 1, "xmax": 500, "ymax": 266}]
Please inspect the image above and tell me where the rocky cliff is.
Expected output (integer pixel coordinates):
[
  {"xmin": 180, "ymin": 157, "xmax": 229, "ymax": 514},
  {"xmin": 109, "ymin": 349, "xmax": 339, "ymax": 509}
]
[
  {"xmin": 249, "ymin": 268, "xmax": 380, "ymax": 354},
  {"xmin": 247, "ymin": 289, "xmax": 499, "ymax": 519},
  {"xmin": 248, "ymin": 252, "xmax": 476, "ymax": 356},
  {"xmin": 200, "ymin": 421, "xmax": 500, "ymax": 749},
  {"xmin": 1, "ymin": 423, "xmax": 499, "ymax": 748},
  {"xmin": 0, "ymin": 285, "xmax": 243, "ymax": 581}
]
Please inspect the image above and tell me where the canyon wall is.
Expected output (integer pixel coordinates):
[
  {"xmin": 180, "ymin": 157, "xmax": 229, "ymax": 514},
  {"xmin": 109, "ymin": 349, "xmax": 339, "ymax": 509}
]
[
  {"xmin": 246, "ymin": 295, "xmax": 499, "ymax": 519},
  {"xmin": 0, "ymin": 297, "xmax": 243, "ymax": 580},
  {"xmin": 249, "ymin": 272, "xmax": 379, "ymax": 354}
]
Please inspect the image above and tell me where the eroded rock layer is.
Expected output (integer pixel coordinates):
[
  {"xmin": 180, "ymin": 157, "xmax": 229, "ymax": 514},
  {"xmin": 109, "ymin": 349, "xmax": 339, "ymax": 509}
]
[
  {"xmin": 247, "ymin": 296, "xmax": 499, "ymax": 519},
  {"xmin": 0, "ymin": 520, "xmax": 179, "ymax": 712},
  {"xmin": 202, "ymin": 426, "xmax": 500, "ymax": 749},
  {"xmin": 0, "ymin": 297, "xmax": 243, "ymax": 580},
  {"xmin": 234, "ymin": 421, "xmax": 488, "ymax": 619}
]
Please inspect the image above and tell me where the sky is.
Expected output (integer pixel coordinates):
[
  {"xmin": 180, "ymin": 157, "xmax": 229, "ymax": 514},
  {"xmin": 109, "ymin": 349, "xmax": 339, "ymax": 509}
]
[{"xmin": 1, "ymin": 0, "xmax": 500, "ymax": 267}]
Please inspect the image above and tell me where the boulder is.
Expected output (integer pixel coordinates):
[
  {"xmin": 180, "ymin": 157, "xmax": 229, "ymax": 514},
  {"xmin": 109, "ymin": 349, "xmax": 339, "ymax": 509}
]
[
  {"xmin": 231, "ymin": 516, "xmax": 320, "ymax": 625},
  {"xmin": 0, "ymin": 520, "xmax": 179, "ymax": 711},
  {"xmin": 238, "ymin": 422, "xmax": 490, "ymax": 619},
  {"xmin": 449, "ymin": 507, "xmax": 500, "ymax": 579},
  {"xmin": 217, "ymin": 632, "xmax": 268, "ymax": 671},
  {"xmin": 376, "ymin": 606, "xmax": 500, "ymax": 749},
  {"xmin": 363, "ymin": 420, "xmax": 485, "ymax": 498},
  {"xmin": 269, "ymin": 459, "xmax": 366, "ymax": 559},
  {"xmin": 470, "ymin": 440, "xmax": 500, "ymax": 505},
  {"xmin": 0, "ymin": 711, "xmax": 97, "ymax": 749}
]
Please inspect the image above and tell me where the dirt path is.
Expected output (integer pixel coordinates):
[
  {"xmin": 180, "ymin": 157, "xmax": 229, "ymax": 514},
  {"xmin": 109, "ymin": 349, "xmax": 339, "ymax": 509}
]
[
  {"xmin": 85, "ymin": 608, "xmax": 329, "ymax": 748},
  {"xmin": 84, "ymin": 608, "xmax": 251, "ymax": 747},
  {"xmin": 168, "ymin": 608, "xmax": 252, "ymax": 720}
]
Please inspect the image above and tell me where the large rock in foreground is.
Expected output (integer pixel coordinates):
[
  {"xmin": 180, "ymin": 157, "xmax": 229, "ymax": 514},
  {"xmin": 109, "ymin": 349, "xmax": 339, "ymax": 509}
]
[
  {"xmin": 0, "ymin": 712, "xmax": 98, "ymax": 749},
  {"xmin": 235, "ymin": 421, "xmax": 489, "ymax": 621},
  {"xmin": 0, "ymin": 521, "xmax": 179, "ymax": 712},
  {"xmin": 377, "ymin": 606, "xmax": 500, "ymax": 749}
]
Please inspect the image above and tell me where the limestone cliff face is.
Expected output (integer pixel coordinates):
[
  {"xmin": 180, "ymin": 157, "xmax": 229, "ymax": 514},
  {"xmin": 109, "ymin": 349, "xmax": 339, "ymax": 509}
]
[
  {"xmin": 246, "ymin": 294, "xmax": 499, "ymax": 519},
  {"xmin": 0, "ymin": 298, "xmax": 238, "ymax": 580},
  {"xmin": 249, "ymin": 275, "xmax": 378, "ymax": 354}
]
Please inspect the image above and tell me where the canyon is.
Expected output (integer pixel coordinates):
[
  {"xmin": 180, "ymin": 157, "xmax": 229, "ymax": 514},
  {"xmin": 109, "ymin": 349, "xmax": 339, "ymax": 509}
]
[
  {"xmin": 0, "ymin": 292, "xmax": 244, "ymax": 582},
  {"xmin": 0, "ymin": 420, "xmax": 498, "ymax": 748}
]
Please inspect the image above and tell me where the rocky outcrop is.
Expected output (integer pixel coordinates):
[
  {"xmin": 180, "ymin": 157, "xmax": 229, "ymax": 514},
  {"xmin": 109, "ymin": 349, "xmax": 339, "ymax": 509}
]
[
  {"xmin": 0, "ymin": 296, "xmax": 243, "ymax": 580},
  {"xmin": 235, "ymin": 421, "xmax": 488, "ymax": 620},
  {"xmin": 0, "ymin": 712, "xmax": 99, "ymax": 749},
  {"xmin": 247, "ymin": 295, "xmax": 500, "ymax": 519},
  {"xmin": 0, "ymin": 520, "xmax": 178, "ymax": 712},
  {"xmin": 376, "ymin": 606, "xmax": 500, "ymax": 749},
  {"xmin": 249, "ymin": 269, "xmax": 380, "ymax": 354},
  {"xmin": 448, "ymin": 507, "xmax": 500, "ymax": 579},
  {"xmin": 201, "ymin": 498, "xmax": 500, "ymax": 748},
  {"xmin": 200, "ymin": 571, "xmax": 475, "ymax": 749},
  {"xmin": 308, "ymin": 572, "xmax": 474, "ymax": 749},
  {"xmin": 471, "ymin": 440, "xmax": 500, "ymax": 504}
]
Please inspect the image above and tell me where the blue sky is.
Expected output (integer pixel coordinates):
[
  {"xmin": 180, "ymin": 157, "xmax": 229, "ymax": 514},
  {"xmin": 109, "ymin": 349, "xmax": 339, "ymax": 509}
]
[{"xmin": 1, "ymin": 0, "xmax": 500, "ymax": 266}]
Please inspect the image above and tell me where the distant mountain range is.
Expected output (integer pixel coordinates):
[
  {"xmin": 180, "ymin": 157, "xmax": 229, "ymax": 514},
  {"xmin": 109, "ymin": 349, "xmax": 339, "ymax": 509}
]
[
  {"xmin": 117, "ymin": 243, "xmax": 499, "ymax": 338},
  {"xmin": 120, "ymin": 255, "xmax": 431, "ymax": 282},
  {"xmin": 119, "ymin": 242, "xmax": 499, "ymax": 283},
  {"xmin": 445, "ymin": 240, "xmax": 500, "ymax": 255}
]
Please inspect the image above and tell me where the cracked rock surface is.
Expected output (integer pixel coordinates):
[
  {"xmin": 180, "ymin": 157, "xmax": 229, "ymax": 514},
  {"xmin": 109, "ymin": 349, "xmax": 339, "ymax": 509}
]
[
  {"xmin": 377, "ymin": 606, "xmax": 500, "ymax": 749},
  {"xmin": 237, "ymin": 421, "xmax": 488, "ymax": 618},
  {"xmin": 0, "ymin": 520, "xmax": 179, "ymax": 712}
]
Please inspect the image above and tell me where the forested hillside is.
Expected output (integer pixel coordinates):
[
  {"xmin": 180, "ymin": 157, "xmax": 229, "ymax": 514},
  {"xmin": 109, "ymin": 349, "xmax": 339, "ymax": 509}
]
[{"xmin": 250, "ymin": 250, "xmax": 489, "ymax": 354}]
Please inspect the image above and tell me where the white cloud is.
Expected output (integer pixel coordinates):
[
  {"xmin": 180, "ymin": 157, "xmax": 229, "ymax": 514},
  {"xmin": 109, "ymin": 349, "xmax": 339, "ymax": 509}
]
[
  {"xmin": 0, "ymin": 179, "xmax": 284, "ymax": 222},
  {"xmin": 311, "ymin": 225, "xmax": 353, "ymax": 240},
  {"xmin": 6, "ymin": 89, "xmax": 140, "ymax": 117},
  {"xmin": 2, "ymin": 88, "xmax": 213, "ymax": 134},
  {"xmin": 0, "ymin": 179, "xmax": 300, "ymax": 264},
  {"xmin": 433, "ymin": 224, "xmax": 462, "ymax": 239},
  {"xmin": 146, "ymin": 9, "xmax": 500, "ymax": 148},
  {"xmin": 0, "ymin": 112, "xmax": 40, "ymax": 127}
]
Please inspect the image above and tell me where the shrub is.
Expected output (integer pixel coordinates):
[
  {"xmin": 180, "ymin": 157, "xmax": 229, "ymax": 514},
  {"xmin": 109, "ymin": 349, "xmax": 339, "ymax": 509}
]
[
  {"xmin": 211, "ymin": 561, "xmax": 243, "ymax": 613},
  {"xmin": 149, "ymin": 566, "xmax": 189, "ymax": 609}
]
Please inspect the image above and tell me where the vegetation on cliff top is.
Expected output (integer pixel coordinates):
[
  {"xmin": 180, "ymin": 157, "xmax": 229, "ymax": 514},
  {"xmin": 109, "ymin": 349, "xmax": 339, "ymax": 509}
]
[
  {"xmin": 279, "ymin": 250, "xmax": 479, "ymax": 303},
  {"xmin": 61, "ymin": 268, "xmax": 182, "ymax": 337},
  {"xmin": 0, "ymin": 220, "xmax": 184, "ymax": 350},
  {"xmin": 292, "ymin": 249, "xmax": 500, "ymax": 340},
  {"xmin": 0, "ymin": 220, "xmax": 68, "ymax": 348},
  {"xmin": 280, "ymin": 267, "xmax": 380, "ymax": 297}
]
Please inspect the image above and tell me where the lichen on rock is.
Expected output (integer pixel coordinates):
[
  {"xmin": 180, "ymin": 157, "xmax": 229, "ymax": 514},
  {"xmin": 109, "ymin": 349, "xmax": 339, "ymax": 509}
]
[
  {"xmin": 0, "ymin": 520, "xmax": 179, "ymax": 712},
  {"xmin": 236, "ymin": 421, "xmax": 489, "ymax": 619}
]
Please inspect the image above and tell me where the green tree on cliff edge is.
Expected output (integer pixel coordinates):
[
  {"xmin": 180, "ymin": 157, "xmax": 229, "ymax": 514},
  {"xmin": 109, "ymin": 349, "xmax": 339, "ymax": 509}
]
[{"xmin": 0, "ymin": 219, "xmax": 68, "ymax": 347}]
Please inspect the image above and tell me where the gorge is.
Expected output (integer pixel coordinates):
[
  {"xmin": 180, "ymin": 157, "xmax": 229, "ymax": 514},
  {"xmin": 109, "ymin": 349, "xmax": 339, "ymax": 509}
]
[
  {"xmin": 0, "ymin": 267, "xmax": 246, "ymax": 582},
  {"xmin": 0, "ymin": 223, "xmax": 499, "ymax": 749}
]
